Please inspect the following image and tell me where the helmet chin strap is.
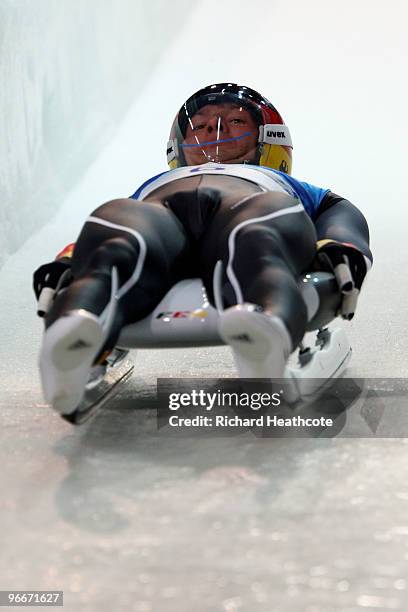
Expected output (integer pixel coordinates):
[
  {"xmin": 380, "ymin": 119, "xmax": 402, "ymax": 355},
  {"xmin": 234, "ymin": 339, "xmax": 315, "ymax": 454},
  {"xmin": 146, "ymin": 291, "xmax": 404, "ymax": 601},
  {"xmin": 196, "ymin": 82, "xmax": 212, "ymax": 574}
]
[
  {"xmin": 201, "ymin": 148, "xmax": 257, "ymax": 165},
  {"xmin": 224, "ymin": 147, "xmax": 258, "ymax": 165}
]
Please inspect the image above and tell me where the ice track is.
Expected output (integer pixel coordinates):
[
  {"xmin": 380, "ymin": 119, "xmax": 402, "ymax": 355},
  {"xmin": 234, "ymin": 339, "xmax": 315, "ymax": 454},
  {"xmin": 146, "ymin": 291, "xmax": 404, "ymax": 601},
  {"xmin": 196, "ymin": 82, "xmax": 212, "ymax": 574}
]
[{"xmin": 2, "ymin": 1, "xmax": 408, "ymax": 610}]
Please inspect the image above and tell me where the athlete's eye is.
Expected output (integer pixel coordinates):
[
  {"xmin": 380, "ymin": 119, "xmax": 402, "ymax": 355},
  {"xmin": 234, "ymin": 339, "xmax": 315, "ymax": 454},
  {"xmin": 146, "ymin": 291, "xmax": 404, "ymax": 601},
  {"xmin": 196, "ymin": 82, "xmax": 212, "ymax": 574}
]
[
  {"xmin": 229, "ymin": 117, "xmax": 245, "ymax": 124},
  {"xmin": 192, "ymin": 123, "xmax": 205, "ymax": 131}
]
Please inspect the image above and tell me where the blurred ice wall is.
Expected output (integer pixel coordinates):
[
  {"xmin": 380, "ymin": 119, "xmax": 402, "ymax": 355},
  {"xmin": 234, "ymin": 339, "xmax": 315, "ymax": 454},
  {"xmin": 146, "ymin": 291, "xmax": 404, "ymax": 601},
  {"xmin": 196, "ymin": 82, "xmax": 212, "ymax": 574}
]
[{"xmin": 0, "ymin": 0, "xmax": 194, "ymax": 267}]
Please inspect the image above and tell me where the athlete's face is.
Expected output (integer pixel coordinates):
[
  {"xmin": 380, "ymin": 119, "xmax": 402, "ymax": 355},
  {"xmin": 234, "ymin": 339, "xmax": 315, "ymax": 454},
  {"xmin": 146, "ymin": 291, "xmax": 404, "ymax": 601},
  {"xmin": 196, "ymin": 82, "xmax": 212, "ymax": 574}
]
[{"xmin": 182, "ymin": 103, "xmax": 259, "ymax": 165}]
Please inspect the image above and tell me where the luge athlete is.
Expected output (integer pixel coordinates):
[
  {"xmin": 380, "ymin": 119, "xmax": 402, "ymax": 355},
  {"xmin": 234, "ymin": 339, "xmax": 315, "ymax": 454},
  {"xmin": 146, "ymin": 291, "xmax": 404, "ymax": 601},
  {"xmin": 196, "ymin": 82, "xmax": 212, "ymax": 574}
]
[{"xmin": 34, "ymin": 83, "xmax": 372, "ymax": 415}]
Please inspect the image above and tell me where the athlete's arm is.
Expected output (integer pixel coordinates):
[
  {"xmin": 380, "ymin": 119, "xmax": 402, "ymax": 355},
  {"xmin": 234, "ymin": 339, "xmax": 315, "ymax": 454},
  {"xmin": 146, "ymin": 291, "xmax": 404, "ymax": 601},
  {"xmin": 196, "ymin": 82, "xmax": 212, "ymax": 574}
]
[
  {"xmin": 314, "ymin": 192, "xmax": 372, "ymax": 263},
  {"xmin": 33, "ymin": 243, "xmax": 75, "ymax": 317},
  {"xmin": 313, "ymin": 192, "xmax": 372, "ymax": 319}
]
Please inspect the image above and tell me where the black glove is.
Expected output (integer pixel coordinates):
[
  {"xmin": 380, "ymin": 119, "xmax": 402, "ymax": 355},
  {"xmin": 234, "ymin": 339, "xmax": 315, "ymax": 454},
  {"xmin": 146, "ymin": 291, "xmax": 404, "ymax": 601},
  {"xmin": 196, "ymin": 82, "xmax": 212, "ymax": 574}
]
[
  {"xmin": 315, "ymin": 240, "xmax": 368, "ymax": 320},
  {"xmin": 33, "ymin": 258, "xmax": 73, "ymax": 317}
]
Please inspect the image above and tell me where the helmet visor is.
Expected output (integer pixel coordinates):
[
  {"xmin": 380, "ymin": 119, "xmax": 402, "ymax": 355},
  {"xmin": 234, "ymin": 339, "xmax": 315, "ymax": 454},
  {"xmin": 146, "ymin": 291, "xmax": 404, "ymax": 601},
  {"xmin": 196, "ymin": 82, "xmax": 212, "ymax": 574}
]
[{"xmin": 179, "ymin": 99, "xmax": 260, "ymax": 165}]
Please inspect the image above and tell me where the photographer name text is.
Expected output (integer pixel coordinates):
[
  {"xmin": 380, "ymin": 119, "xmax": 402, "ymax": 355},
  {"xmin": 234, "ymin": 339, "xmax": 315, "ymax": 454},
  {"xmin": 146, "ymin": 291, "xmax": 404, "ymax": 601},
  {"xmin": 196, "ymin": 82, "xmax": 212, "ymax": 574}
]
[{"xmin": 167, "ymin": 414, "xmax": 333, "ymax": 428}]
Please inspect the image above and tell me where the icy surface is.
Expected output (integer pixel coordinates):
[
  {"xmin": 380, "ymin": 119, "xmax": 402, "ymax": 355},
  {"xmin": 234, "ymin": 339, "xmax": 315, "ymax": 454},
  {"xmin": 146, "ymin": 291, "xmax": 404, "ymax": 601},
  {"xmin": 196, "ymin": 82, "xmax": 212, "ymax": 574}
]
[
  {"xmin": 0, "ymin": 0, "xmax": 194, "ymax": 266},
  {"xmin": 1, "ymin": 1, "xmax": 408, "ymax": 611}
]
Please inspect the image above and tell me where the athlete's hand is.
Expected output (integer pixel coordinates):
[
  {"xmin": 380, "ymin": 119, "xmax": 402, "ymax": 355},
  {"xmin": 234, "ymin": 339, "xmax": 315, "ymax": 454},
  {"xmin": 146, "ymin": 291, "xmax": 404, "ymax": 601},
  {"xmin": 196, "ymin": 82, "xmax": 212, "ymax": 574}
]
[
  {"xmin": 315, "ymin": 239, "xmax": 368, "ymax": 320},
  {"xmin": 33, "ymin": 259, "xmax": 73, "ymax": 317}
]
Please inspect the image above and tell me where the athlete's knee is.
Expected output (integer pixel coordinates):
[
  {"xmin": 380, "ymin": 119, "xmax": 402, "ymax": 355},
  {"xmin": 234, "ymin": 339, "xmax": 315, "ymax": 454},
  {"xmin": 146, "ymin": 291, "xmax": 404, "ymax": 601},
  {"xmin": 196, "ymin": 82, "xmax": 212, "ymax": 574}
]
[
  {"xmin": 87, "ymin": 237, "xmax": 139, "ymax": 283},
  {"xmin": 91, "ymin": 198, "xmax": 136, "ymax": 218},
  {"xmin": 238, "ymin": 222, "xmax": 278, "ymax": 239},
  {"xmin": 235, "ymin": 223, "xmax": 283, "ymax": 260}
]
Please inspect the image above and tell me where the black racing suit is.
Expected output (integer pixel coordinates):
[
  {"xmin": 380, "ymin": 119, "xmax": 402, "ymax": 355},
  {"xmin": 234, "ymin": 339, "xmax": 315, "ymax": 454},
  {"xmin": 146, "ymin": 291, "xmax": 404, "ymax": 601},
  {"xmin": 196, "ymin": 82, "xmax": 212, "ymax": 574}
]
[{"xmin": 45, "ymin": 171, "xmax": 372, "ymax": 352}]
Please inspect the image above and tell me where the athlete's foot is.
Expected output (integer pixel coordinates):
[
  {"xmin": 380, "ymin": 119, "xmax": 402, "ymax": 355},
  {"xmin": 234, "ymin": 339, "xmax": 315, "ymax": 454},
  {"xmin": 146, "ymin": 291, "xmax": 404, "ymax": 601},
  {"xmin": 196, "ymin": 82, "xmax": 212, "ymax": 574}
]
[
  {"xmin": 218, "ymin": 303, "xmax": 292, "ymax": 379},
  {"xmin": 39, "ymin": 309, "xmax": 104, "ymax": 415}
]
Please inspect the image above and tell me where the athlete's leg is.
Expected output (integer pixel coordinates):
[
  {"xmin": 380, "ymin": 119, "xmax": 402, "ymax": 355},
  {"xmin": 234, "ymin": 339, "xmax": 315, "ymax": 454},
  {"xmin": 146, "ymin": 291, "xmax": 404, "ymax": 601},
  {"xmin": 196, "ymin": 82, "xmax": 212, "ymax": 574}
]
[
  {"xmin": 41, "ymin": 198, "xmax": 190, "ymax": 413},
  {"xmin": 200, "ymin": 191, "xmax": 317, "ymax": 348},
  {"xmin": 46, "ymin": 198, "xmax": 190, "ymax": 346},
  {"xmin": 199, "ymin": 191, "xmax": 317, "ymax": 377}
]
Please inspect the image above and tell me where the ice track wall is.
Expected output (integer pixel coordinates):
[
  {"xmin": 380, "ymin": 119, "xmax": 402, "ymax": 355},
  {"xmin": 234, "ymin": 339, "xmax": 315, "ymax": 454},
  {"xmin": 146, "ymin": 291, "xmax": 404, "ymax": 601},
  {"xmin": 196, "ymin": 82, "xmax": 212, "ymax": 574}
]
[{"xmin": 0, "ymin": 0, "xmax": 194, "ymax": 267}]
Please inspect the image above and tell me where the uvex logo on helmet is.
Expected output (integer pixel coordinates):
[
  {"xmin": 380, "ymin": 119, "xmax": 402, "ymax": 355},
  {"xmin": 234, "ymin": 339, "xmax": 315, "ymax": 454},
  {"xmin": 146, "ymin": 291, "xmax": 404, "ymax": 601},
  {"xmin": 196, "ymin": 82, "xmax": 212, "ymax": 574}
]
[{"xmin": 267, "ymin": 130, "xmax": 285, "ymax": 138}]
